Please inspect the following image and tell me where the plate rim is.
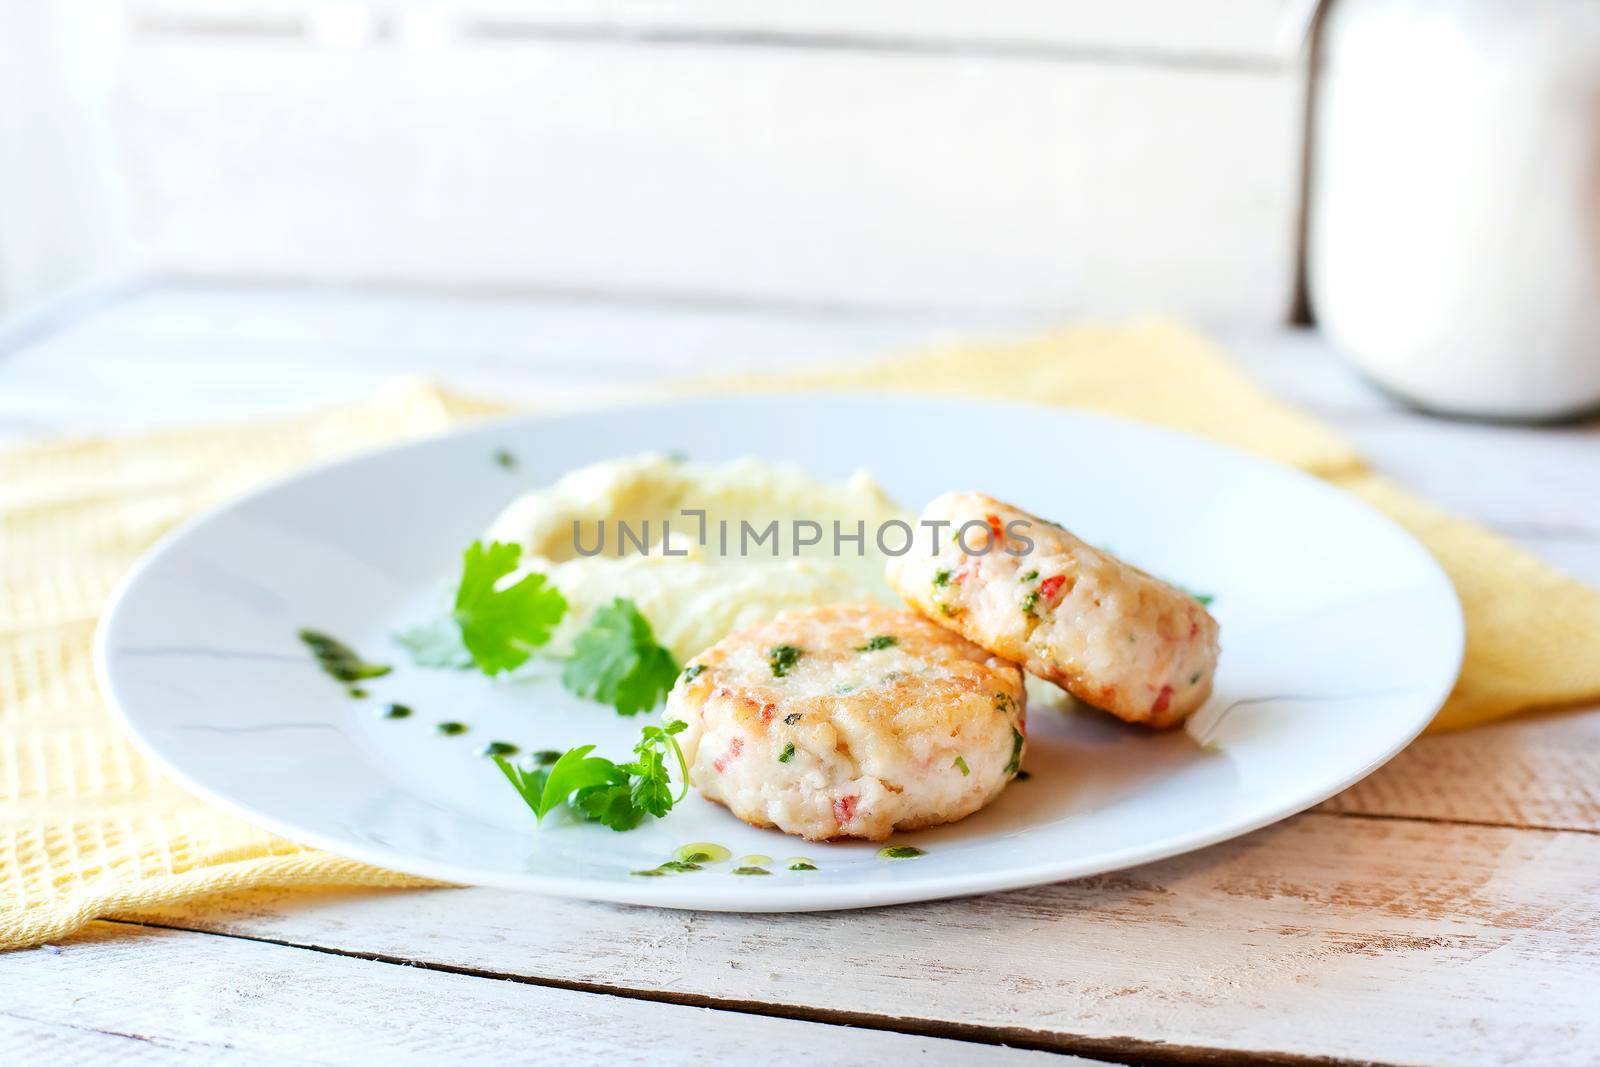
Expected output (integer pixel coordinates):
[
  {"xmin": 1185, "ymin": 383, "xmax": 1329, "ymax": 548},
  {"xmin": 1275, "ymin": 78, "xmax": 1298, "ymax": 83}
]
[{"xmin": 93, "ymin": 391, "xmax": 1466, "ymax": 912}]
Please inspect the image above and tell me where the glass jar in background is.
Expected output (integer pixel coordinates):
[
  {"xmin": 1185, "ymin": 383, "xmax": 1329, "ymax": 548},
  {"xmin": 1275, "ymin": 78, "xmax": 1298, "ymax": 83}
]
[{"xmin": 1309, "ymin": 0, "xmax": 1600, "ymax": 420}]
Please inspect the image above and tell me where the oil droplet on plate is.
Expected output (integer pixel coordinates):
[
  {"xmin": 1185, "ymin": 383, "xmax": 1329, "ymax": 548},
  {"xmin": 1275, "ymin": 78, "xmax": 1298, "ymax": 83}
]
[
  {"xmin": 877, "ymin": 845, "xmax": 926, "ymax": 860},
  {"xmin": 674, "ymin": 842, "xmax": 731, "ymax": 864}
]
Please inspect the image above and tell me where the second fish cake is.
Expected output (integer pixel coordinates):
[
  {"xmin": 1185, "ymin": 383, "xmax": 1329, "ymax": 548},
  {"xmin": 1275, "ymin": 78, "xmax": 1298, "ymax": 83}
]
[{"xmin": 886, "ymin": 492, "xmax": 1219, "ymax": 729}]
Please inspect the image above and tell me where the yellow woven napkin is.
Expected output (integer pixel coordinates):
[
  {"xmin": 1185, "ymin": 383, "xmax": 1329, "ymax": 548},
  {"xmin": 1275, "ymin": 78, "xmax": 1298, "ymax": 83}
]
[
  {"xmin": 1, "ymin": 381, "xmax": 471, "ymax": 952},
  {"xmin": 4, "ymin": 324, "xmax": 1598, "ymax": 952}
]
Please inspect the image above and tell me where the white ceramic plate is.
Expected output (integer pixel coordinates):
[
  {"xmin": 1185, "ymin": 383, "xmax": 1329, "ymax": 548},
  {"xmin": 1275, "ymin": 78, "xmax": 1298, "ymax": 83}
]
[{"xmin": 96, "ymin": 394, "xmax": 1462, "ymax": 911}]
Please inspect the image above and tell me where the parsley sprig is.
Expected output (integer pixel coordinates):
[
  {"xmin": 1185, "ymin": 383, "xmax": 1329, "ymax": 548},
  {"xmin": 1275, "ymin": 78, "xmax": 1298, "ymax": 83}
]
[
  {"xmin": 493, "ymin": 720, "xmax": 689, "ymax": 832},
  {"xmin": 398, "ymin": 546, "xmax": 683, "ymax": 719},
  {"xmin": 399, "ymin": 543, "xmax": 692, "ymax": 834}
]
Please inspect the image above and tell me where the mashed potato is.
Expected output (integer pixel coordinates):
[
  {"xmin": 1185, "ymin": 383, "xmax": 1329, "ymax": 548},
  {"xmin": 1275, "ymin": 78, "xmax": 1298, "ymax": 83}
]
[{"xmin": 484, "ymin": 453, "xmax": 909, "ymax": 662}]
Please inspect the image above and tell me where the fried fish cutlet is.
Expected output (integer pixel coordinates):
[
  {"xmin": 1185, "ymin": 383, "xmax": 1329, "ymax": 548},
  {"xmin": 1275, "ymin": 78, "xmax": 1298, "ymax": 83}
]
[
  {"xmin": 665, "ymin": 603, "xmax": 1026, "ymax": 842},
  {"xmin": 887, "ymin": 492, "xmax": 1219, "ymax": 729}
]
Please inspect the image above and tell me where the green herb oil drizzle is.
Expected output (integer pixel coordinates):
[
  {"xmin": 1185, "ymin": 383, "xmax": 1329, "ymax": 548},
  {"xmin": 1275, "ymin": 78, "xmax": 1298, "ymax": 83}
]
[
  {"xmin": 675, "ymin": 842, "xmax": 731, "ymax": 864},
  {"xmin": 297, "ymin": 629, "xmax": 391, "ymax": 697},
  {"xmin": 877, "ymin": 845, "xmax": 926, "ymax": 860}
]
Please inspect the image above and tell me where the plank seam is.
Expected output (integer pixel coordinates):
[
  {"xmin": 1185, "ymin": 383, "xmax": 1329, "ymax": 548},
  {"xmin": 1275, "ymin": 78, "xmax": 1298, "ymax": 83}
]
[
  {"xmin": 0, "ymin": 1007, "xmax": 171, "ymax": 1050},
  {"xmin": 1316, "ymin": 807, "xmax": 1600, "ymax": 837}
]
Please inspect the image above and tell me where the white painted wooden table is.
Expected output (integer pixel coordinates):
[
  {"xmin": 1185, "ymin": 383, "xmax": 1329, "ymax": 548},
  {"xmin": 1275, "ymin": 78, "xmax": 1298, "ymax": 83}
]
[{"xmin": 4, "ymin": 283, "xmax": 1599, "ymax": 1067}]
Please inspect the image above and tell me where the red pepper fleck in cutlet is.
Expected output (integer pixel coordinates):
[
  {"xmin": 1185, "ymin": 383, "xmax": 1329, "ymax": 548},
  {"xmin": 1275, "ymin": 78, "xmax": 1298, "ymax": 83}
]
[{"xmin": 714, "ymin": 736, "xmax": 744, "ymax": 773}]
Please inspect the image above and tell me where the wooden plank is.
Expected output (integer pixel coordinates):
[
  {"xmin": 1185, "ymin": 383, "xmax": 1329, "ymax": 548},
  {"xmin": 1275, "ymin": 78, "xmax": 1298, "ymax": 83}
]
[
  {"xmin": 0, "ymin": 284, "xmax": 1032, "ymax": 441},
  {"xmin": 0, "ymin": 923, "xmax": 1082, "ymax": 1066},
  {"xmin": 0, "ymin": 1017, "xmax": 248, "ymax": 1067},
  {"xmin": 7, "ymin": 290, "xmax": 1600, "ymax": 1065},
  {"xmin": 1341, "ymin": 420, "xmax": 1600, "ymax": 540},
  {"xmin": 1224, "ymin": 328, "xmax": 1408, "ymax": 417},
  {"xmin": 114, "ymin": 38, "xmax": 1300, "ymax": 322},
  {"xmin": 113, "ymin": 813, "xmax": 1600, "ymax": 1067},
  {"xmin": 1322, "ymin": 707, "xmax": 1600, "ymax": 832}
]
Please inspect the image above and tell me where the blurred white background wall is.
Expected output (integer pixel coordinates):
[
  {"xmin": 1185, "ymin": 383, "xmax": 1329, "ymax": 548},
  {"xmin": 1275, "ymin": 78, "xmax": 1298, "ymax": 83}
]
[
  {"xmin": 0, "ymin": 2, "xmax": 128, "ymax": 311},
  {"xmin": 0, "ymin": 1, "xmax": 1307, "ymax": 323}
]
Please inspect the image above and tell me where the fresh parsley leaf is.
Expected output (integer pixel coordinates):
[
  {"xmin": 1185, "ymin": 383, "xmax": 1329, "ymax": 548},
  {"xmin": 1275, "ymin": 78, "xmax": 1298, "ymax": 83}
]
[
  {"xmin": 492, "ymin": 756, "xmax": 551, "ymax": 817},
  {"xmin": 561, "ymin": 598, "xmax": 679, "ymax": 716},
  {"xmin": 498, "ymin": 747, "xmax": 633, "ymax": 829},
  {"xmin": 575, "ymin": 782, "xmax": 646, "ymax": 831},
  {"xmin": 627, "ymin": 720, "xmax": 689, "ymax": 815},
  {"xmin": 452, "ymin": 540, "xmax": 567, "ymax": 675},
  {"xmin": 495, "ymin": 722, "xmax": 690, "ymax": 833},
  {"xmin": 624, "ymin": 747, "xmax": 675, "ymax": 818},
  {"xmin": 497, "ymin": 744, "xmax": 625, "ymax": 822},
  {"xmin": 538, "ymin": 744, "xmax": 627, "ymax": 818},
  {"xmin": 393, "ymin": 616, "xmax": 473, "ymax": 670}
]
